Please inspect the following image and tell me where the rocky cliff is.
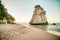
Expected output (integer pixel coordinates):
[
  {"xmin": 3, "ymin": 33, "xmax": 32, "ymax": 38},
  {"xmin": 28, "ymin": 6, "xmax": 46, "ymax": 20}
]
[
  {"xmin": 29, "ymin": 5, "xmax": 48, "ymax": 25},
  {"xmin": 0, "ymin": 0, "xmax": 15, "ymax": 24}
]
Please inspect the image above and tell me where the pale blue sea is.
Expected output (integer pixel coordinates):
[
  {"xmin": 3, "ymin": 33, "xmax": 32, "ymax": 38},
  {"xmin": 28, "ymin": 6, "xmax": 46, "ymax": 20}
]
[
  {"xmin": 28, "ymin": 23, "xmax": 60, "ymax": 36},
  {"xmin": 29, "ymin": 23, "xmax": 60, "ymax": 32}
]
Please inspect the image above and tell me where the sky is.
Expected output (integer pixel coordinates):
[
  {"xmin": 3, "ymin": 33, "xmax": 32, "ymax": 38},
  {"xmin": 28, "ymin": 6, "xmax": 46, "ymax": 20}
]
[{"xmin": 2, "ymin": 0, "xmax": 60, "ymax": 23}]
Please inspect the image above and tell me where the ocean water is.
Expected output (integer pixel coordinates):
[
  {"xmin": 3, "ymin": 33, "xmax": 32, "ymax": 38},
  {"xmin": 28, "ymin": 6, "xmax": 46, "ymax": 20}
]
[
  {"xmin": 29, "ymin": 23, "xmax": 60, "ymax": 32},
  {"xmin": 28, "ymin": 23, "xmax": 60, "ymax": 36}
]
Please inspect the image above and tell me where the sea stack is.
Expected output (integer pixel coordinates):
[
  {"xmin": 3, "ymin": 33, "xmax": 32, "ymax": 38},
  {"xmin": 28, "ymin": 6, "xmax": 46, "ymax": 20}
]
[{"xmin": 29, "ymin": 5, "xmax": 48, "ymax": 25}]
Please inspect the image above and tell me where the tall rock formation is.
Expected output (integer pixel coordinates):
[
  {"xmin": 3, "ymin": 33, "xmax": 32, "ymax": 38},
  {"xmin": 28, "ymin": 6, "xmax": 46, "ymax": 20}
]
[
  {"xmin": 0, "ymin": 0, "xmax": 15, "ymax": 24},
  {"xmin": 29, "ymin": 5, "xmax": 48, "ymax": 25}
]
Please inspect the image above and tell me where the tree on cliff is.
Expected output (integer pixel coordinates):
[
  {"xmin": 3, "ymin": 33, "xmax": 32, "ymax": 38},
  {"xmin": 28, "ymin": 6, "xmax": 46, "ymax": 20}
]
[
  {"xmin": 0, "ymin": 0, "xmax": 6, "ymax": 20},
  {"xmin": 0, "ymin": 0, "xmax": 15, "ymax": 23}
]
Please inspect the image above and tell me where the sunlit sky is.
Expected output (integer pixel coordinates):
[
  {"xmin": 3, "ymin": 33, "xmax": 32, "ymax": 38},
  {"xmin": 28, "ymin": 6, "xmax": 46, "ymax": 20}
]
[{"xmin": 2, "ymin": 0, "xmax": 60, "ymax": 23}]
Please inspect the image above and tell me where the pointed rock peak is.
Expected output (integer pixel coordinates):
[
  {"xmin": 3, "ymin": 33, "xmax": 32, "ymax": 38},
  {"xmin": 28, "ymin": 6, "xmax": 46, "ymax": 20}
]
[
  {"xmin": 29, "ymin": 5, "xmax": 48, "ymax": 25},
  {"xmin": 34, "ymin": 5, "xmax": 43, "ymax": 10}
]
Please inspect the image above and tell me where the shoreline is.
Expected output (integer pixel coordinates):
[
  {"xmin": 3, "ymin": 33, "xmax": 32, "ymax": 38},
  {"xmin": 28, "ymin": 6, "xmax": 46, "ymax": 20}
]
[
  {"xmin": 47, "ymin": 30, "xmax": 60, "ymax": 36},
  {"xmin": 0, "ymin": 24, "xmax": 59, "ymax": 40}
]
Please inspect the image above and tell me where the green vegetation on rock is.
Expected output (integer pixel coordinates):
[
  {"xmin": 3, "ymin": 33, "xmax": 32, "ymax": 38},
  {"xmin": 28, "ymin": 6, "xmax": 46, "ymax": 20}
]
[{"xmin": 0, "ymin": 0, "xmax": 15, "ymax": 24}]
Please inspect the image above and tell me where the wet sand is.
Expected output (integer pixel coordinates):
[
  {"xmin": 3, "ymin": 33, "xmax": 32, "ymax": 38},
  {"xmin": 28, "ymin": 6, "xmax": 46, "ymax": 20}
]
[{"xmin": 0, "ymin": 24, "xmax": 59, "ymax": 40}]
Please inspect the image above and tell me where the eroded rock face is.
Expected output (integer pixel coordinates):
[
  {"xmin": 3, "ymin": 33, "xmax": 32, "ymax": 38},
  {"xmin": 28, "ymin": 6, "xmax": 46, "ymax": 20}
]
[{"xmin": 29, "ymin": 5, "xmax": 48, "ymax": 25}]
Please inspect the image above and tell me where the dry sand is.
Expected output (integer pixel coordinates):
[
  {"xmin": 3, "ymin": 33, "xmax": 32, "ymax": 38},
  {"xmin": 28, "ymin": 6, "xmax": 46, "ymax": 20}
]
[{"xmin": 0, "ymin": 24, "xmax": 59, "ymax": 40}]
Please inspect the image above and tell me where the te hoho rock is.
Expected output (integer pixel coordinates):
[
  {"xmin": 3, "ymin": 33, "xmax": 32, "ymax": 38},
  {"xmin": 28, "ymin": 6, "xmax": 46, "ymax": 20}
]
[{"xmin": 29, "ymin": 5, "xmax": 48, "ymax": 25}]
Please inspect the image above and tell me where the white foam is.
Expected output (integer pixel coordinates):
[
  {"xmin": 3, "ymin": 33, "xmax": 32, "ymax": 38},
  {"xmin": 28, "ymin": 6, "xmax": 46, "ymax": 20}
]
[{"xmin": 47, "ymin": 30, "xmax": 60, "ymax": 36}]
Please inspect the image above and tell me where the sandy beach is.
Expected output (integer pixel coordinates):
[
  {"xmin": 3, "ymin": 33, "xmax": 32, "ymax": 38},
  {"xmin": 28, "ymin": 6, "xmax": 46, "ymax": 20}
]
[{"xmin": 0, "ymin": 24, "xmax": 59, "ymax": 40}]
